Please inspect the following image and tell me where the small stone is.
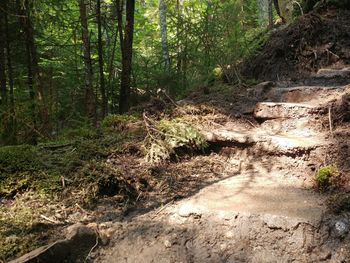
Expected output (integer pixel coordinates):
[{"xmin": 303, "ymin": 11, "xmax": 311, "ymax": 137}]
[
  {"xmin": 164, "ymin": 239, "xmax": 172, "ymax": 248},
  {"xmin": 225, "ymin": 231, "xmax": 234, "ymax": 238},
  {"xmin": 334, "ymin": 219, "xmax": 349, "ymax": 237}
]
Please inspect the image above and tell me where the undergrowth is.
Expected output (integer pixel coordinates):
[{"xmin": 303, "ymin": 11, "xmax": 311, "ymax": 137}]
[
  {"xmin": 144, "ymin": 117, "xmax": 207, "ymax": 164},
  {"xmin": 314, "ymin": 165, "xmax": 340, "ymax": 191},
  {"xmin": 0, "ymin": 117, "xmax": 143, "ymax": 261}
]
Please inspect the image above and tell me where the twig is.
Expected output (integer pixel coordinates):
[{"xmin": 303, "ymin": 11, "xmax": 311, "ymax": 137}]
[
  {"xmin": 136, "ymin": 192, "xmax": 142, "ymax": 202},
  {"xmin": 153, "ymin": 200, "xmax": 174, "ymax": 217},
  {"xmin": 40, "ymin": 215, "xmax": 60, "ymax": 224},
  {"xmin": 246, "ymin": 119, "xmax": 257, "ymax": 128},
  {"xmin": 84, "ymin": 230, "xmax": 99, "ymax": 263},
  {"xmin": 61, "ymin": 176, "xmax": 66, "ymax": 188},
  {"xmin": 292, "ymin": 1, "xmax": 304, "ymax": 15},
  {"xmin": 158, "ymin": 89, "xmax": 178, "ymax": 107},
  {"xmin": 329, "ymin": 106, "xmax": 334, "ymax": 138}
]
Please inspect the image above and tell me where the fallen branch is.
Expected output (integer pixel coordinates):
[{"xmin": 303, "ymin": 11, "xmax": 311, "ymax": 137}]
[{"xmin": 40, "ymin": 215, "xmax": 61, "ymax": 224}]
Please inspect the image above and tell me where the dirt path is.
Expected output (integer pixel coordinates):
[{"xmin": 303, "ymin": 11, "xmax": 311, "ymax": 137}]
[
  {"xmin": 92, "ymin": 69, "xmax": 350, "ymax": 263},
  {"xmin": 8, "ymin": 68, "xmax": 350, "ymax": 263}
]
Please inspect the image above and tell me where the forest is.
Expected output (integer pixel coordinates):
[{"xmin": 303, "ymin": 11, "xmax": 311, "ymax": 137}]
[{"xmin": 1, "ymin": 0, "xmax": 350, "ymax": 262}]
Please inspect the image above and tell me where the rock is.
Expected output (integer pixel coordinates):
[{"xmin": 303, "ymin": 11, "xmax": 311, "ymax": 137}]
[
  {"xmin": 9, "ymin": 223, "xmax": 97, "ymax": 263},
  {"xmin": 316, "ymin": 68, "xmax": 350, "ymax": 79},
  {"xmin": 334, "ymin": 219, "xmax": 349, "ymax": 237},
  {"xmin": 164, "ymin": 239, "xmax": 172, "ymax": 248}
]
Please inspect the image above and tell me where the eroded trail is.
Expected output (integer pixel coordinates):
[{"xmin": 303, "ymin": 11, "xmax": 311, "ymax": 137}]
[
  {"xmin": 9, "ymin": 69, "xmax": 350, "ymax": 263},
  {"xmin": 93, "ymin": 69, "xmax": 350, "ymax": 263}
]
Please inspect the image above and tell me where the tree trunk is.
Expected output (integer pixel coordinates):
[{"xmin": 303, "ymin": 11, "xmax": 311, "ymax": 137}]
[
  {"xmin": 78, "ymin": 0, "xmax": 95, "ymax": 120},
  {"xmin": 18, "ymin": 0, "xmax": 37, "ymax": 143},
  {"xmin": 25, "ymin": 0, "xmax": 50, "ymax": 133},
  {"xmin": 4, "ymin": 0, "xmax": 16, "ymax": 144},
  {"xmin": 159, "ymin": 0, "xmax": 170, "ymax": 71},
  {"xmin": 176, "ymin": 0, "xmax": 183, "ymax": 71},
  {"xmin": 118, "ymin": 0, "xmax": 135, "ymax": 114},
  {"xmin": 268, "ymin": 0, "xmax": 273, "ymax": 28},
  {"xmin": 0, "ymin": 3, "xmax": 7, "ymax": 106},
  {"xmin": 97, "ymin": 0, "xmax": 107, "ymax": 117},
  {"xmin": 257, "ymin": 0, "xmax": 269, "ymax": 26}
]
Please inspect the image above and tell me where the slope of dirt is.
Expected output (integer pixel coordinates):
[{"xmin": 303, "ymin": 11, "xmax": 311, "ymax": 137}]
[
  {"xmin": 91, "ymin": 69, "xmax": 350, "ymax": 262},
  {"xmin": 241, "ymin": 7, "xmax": 350, "ymax": 81}
]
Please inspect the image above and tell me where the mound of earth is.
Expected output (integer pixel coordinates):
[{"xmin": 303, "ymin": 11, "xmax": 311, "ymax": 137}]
[{"xmin": 241, "ymin": 6, "xmax": 350, "ymax": 81}]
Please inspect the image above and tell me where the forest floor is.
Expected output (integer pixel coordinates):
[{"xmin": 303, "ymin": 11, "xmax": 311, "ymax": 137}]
[{"xmin": 2, "ymin": 6, "xmax": 350, "ymax": 263}]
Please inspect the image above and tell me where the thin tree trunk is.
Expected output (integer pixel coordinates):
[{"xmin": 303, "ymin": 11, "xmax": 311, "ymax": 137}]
[
  {"xmin": 18, "ymin": 0, "xmax": 37, "ymax": 144},
  {"xmin": 257, "ymin": 0, "xmax": 269, "ymax": 26},
  {"xmin": 118, "ymin": 0, "xmax": 135, "ymax": 114},
  {"xmin": 176, "ymin": 0, "xmax": 182, "ymax": 74},
  {"xmin": 78, "ymin": 0, "xmax": 95, "ymax": 120},
  {"xmin": 107, "ymin": 29, "xmax": 118, "ymax": 113},
  {"xmin": 24, "ymin": 0, "xmax": 50, "ymax": 133},
  {"xmin": 159, "ymin": 0, "xmax": 170, "ymax": 71},
  {"xmin": 0, "ymin": 3, "xmax": 7, "ymax": 106},
  {"xmin": 268, "ymin": 0, "xmax": 273, "ymax": 28},
  {"xmin": 4, "ymin": 0, "xmax": 16, "ymax": 143},
  {"xmin": 97, "ymin": 0, "xmax": 107, "ymax": 117}
]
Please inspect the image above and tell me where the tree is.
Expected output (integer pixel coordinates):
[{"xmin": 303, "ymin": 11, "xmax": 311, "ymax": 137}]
[
  {"xmin": 117, "ymin": 0, "xmax": 136, "ymax": 114},
  {"xmin": 0, "ymin": 1, "xmax": 7, "ymax": 106},
  {"xmin": 159, "ymin": 0, "xmax": 170, "ymax": 72},
  {"xmin": 97, "ymin": 0, "xmax": 107, "ymax": 117},
  {"xmin": 78, "ymin": 0, "xmax": 96, "ymax": 120}
]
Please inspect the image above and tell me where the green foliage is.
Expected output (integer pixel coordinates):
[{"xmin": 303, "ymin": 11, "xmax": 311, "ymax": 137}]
[
  {"xmin": 0, "ymin": 145, "xmax": 40, "ymax": 174},
  {"xmin": 314, "ymin": 165, "xmax": 340, "ymax": 191},
  {"xmin": 102, "ymin": 114, "xmax": 139, "ymax": 129},
  {"xmin": 145, "ymin": 118, "xmax": 207, "ymax": 164},
  {"xmin": 58, "ymin": 125, "xmax": 98, "ymax": 140}
]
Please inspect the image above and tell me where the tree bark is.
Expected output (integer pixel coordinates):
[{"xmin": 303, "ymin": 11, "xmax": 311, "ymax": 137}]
[
  {"xmin": 268, "ymin": 0, "xmax": 273, "ymax": 28},
  {"xmin": 78, "ymin": 0, "xmax": 95, "ymax": 120},
  {"xmin": 118, "ymin": 0, "xmax": 135, "ymax": 114},
  {"xmin": 4, "ymin": 0, "xmax": 16, "ymax": 143},
  {"xmin": 18, "ymin": 0, "xmax": 38, "ymax": 143},
  {"xmin": 159, "ymin": 0, "xmax": 170, "ymax": 71},
  {"xmin": 0, "ymin": 3, "xmax": 7, "ymax": 106},
  {"xmin": 97, "ymin": 0, "xmax": 107, "ymax": 117}
]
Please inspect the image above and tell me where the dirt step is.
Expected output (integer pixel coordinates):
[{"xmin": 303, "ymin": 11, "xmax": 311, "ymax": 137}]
[
  {"xmin": 95, "ymin": 172, "xmax": 350, "ymax": 263},
  {"xmin": 259, "ymin": 116, "xmax": 331, "ymax": 136},
  {"xmin": 175, "ymin": 171, "xmax": 325, "ymax": 224},
  {"xmin": 249, "ymin": 82, "xmax": 347, "ymax": 102},
  {"xmin": 254, "ymin": 102, "xmax": 325, "ymax": 119},
  {"xmin": 315, "ymin": 67, "xmax": 350, "ymax": 79},
  {"xmin": 203, "ymin": 128, "xmax": 326, "ymax": 156}
]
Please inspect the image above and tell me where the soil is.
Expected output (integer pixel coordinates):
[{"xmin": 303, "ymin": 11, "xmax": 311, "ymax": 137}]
[{"xmin": 241, "ymin": 6, "xmax": 350, "ymax": 81}]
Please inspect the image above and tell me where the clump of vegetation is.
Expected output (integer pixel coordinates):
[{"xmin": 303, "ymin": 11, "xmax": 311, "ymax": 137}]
[
  {"xmin": 144, "ymin": 117, "xmax": 208, "ymax": 164},
  {"xmin": 102, "ymin": 114, "xmax": 139, "ymax": 130},
  {"xmin": 68, "ymin": 161, "xmax": 137, "ymax": 208},
  {"xmin": 314, "ymin": 165, "xmax": 340, "ymax": 191},
  {"xmin": 0, "ymin": 145, "xmax": 40, "ymax": 174}
]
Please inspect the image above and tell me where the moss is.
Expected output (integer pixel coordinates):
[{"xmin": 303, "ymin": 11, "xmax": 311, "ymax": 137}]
[
  {"xmin": 0, "ymin": 191, "xmax": 56, "ymax": 261},
  {"xmin": 59, "ymin": 126, "xmax": 97, "ymax": 140},
  {"xmin": 102, "ymin": 114, "xmax": 139, "ymax": 129},
  {"xmin": 0, "ymin": 145, "xmax": 40, "ymax": 174},
  {"xmin": 314, "ymin": 165, "xmax": 339, "ymax": 191},
  {"xmin": 0, "ymin": 130, "xmax": 137, "ymax": 259}
]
